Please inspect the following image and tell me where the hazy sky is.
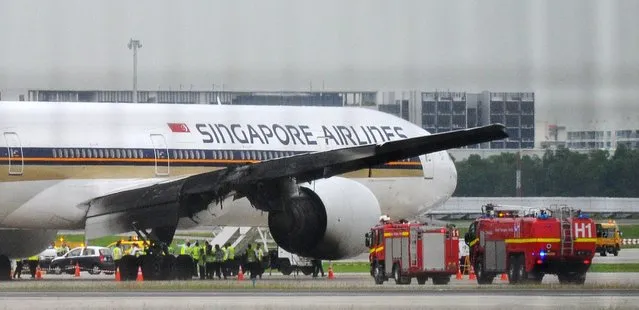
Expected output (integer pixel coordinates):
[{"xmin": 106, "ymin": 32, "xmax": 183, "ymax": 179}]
[{"xmin": 1, "ymin": 0, "xmax": 638, "ymax": 129}]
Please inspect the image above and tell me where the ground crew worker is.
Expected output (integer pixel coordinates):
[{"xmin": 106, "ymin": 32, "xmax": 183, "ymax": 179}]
[
  {"xmin": 130, "ymin": 243, "xmax": 140, "ymax": 257},
  {"xmin": 192, "ymin": 241, "xmax": 201, "ymax": 277},
  {"xmin": 246, "ymin": 244, "xmax": 257, "ymax": 279},
  {"xmin": 13, "ymin": 258, "xmax": 23, "ymax": 279},
  {"xmin": 213, "ymin": 244, "xmax": 225, "ymax": 279},
  {"xmin": 27, "ymin": 254, "xmax": 39, "ymax": 278},
  {"xmin": 112, "ymin": 241, "xmax": 123, "ymax": 270},
  {"xmin": 225, "ymin": 242, "xmax": 236, "ymax": 276},
  {"xmin": 205, "ymin": 244, "xmax": 215, "ymax": 279},
  {"xmin": 312, "ymin": 258, "xmax": 324, "ymax": 278},
  {"xmin": 256, "ymin": 244, "xmax": 265, "ymax": 279},
  {"xmin": 62, "ymin": 243, "xmax": 70, "ymax": 254},
  {"xmin": 197, "ymin": 242, "xmax": 207, "ymax": 280}
]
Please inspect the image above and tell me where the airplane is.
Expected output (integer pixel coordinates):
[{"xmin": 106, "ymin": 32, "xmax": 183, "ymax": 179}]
[{"xmin": 0, "ymin": 101, "xmax": 507, "ymax": 280}]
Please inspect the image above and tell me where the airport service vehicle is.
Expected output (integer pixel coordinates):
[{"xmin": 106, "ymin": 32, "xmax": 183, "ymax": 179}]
[
  {"xmin": 270, "ymin": 247, "xmax": 314, "ymax": 276},
  {"xmin": 37, "ymin": 248, "xmax": 59, "ymax": 269},
  {"xmin": 596, "ymin": 220, "xmax": 622, "ymax": 256},
  {"xmin": 49, "ymin": 246, "xmax": 115, "ymax": 275},
  {"xmin": 464, "ymin": 204, "xmax": 597, "ymax": 285},
  {"xmin": 366, "ymin": 220, "xmax": 459, "ymax": 285},
  {"xmin": 0, "ymin": 101, "xmax": 507, "ymax": 280}
]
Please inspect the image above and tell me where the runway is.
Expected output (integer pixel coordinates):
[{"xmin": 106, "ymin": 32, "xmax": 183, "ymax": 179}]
[
  {"xmin": 592, "ymin": 248, "xmax": 639, "ymax": 264},
  {"xmin": 3, "ymin": 269, "xmax": 638, "ymax": 309},
  {"xmin": 0, "ymin": 291, "xmax": 637, "ymax": 310}
]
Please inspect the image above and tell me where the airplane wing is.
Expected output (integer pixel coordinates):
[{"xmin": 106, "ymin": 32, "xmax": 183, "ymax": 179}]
[{"xmin": 83, "ymin": 124, "xmax": 507, "ymax": 238}]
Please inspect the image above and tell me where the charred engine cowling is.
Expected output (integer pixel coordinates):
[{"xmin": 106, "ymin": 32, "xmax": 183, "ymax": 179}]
[{"xmin": 267, "ymin": 177, "xmax": 381, "ymax": 260}]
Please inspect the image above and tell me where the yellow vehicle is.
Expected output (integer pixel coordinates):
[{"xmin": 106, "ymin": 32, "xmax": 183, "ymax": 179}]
[
  {"xmin": 595, "ymin": 220, "xmax": 622, "ymax": 256},
  {"xmin": 106, "ymin": 238, "xmax": 149, "ymax": 256}
]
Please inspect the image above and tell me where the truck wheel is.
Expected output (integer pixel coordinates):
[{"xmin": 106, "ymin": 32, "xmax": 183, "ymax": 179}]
[
  {"xmin": 300, "ymin": 266, "xmax": 313, "ymax": 276},
  {"xmin": 373, "ymin": 264, "xmax": 385, "ymax": 285},
  {"xmin": 613, "ymin": 246, "xmax": 619, "ymax": 257},
  {"xmin": 507, "ymin": 255, "xmax": 519, "ymax": 284},
  {"xmin": 417, "ymin": 276, "xmax": 427, "ymax": 285},
  {"xmin": 279, "ymin": 259, "xmax": 293, "ymax": 276},
  {"xmin": 393, "ymin": 265, "xmax": 411, "ymax": 285},
  {"xmin": 475, "ymin": 259, "xmax": 493, "ymax": 285},
  {"xmin": 432, "ymin": 275, "xmax": 450, "ymax": 285},
  {"xmin": 600, "ymin": 250, "xmax": 607, "ymax": 257}
]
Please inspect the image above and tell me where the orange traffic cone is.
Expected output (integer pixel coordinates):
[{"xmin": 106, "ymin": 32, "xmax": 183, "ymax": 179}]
[
  {"xmin": 74, "ymin": 263, "xmax": 81, "ymax": 277},
  {"xmin": 327, "ymin": 264, "xmax": 335, "ymax": 280},
  {"xmin": 468, "ymin": 265, "xmax": 476, "ymax": 280},
  {"xmin": 500, "ymin": 273, "xmax": 508, "ymax": 281},
  {"xmin": 35, "ymin": 266, "xmax": 42, "ymax": 280},
  {"xmin": 115, "ymin": 267, "xmax": 121, "ymax": 281},
  {"xmin": 456, "ymin": 266, "xmax": 463, "ymax": 280},
  {"xmin": 237, "ymin": 265, "xmax": 245, "ymax": 281},
  {"xmin": 136, "ymin": 266, "xmax": 144, "ymax": 282}
]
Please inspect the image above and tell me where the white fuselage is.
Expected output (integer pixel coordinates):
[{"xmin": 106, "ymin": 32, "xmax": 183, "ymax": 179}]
[{"xmin": 0, "ymin": 101, "xmax": 457, "ymax": 230}]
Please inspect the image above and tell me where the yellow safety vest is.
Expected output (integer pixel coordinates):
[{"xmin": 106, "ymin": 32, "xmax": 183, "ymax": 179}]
[{"xmin": 112, "ymin": 247, "xmax": 122, "ymax": 260}]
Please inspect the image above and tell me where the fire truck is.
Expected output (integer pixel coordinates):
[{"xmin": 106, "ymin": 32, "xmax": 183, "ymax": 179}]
[
  {"xmin": 365, "ymin": 219, "xmax": 459, "ymax": 285},
  {"xmin": 464, "ymin": 204, "xmax": 597, "ymax": 285}
]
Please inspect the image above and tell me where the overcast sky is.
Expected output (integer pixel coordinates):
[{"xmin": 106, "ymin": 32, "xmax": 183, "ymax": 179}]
[{"xmin": 1, "ymin": 0, "xmax": 638, "ymax": 129}]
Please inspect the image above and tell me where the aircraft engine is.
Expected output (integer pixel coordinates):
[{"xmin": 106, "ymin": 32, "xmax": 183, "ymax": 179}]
[
  {"xmin": 268, "ymin": 177, "xmax": 381, "ymax": 260},
  {"xmin": 0, "ymin": 229, "xmax": 58, "ymax": 258}
]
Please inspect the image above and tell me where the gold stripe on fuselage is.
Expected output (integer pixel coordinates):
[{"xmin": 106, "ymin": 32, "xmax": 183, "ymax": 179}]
[{"xmin": 0, "ymin": 165, "xmax": 423, "ymax": 182}]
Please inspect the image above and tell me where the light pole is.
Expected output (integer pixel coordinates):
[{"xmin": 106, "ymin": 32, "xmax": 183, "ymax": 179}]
[{"xmin": 128, "ymin": 38, "xmax": 142, "ymax": 103}]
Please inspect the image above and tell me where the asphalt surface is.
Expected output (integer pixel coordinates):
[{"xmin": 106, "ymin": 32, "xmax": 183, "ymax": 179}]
[
  {"xmin": 0, "ymin": 291, "xmax": 637, "ymax": 310},
  {"xmin": 592, "ymin": 248, "xmax": 639, "ymax": 264},
  {"xmin": 3, "ymin": 272, "xmax": 638, "ymax": 309}
]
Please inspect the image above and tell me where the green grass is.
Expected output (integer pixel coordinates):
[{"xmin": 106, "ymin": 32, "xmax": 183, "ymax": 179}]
[
  {"xmin": 589, "ymin": 263, "xmax": 639, "ymax": 273},
  {"xmin": 619, "ymin": 224, "xmax": 639, "ymax": 239}
]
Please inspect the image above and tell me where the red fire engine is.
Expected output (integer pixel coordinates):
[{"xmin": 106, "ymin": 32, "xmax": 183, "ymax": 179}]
[
  {"xmin": 365, "ymin": 219, "xmax": 459, "ymax": 285},
  {"xmin": 464, "ymin": 204, "xmax": 597, "ymax": 285}
]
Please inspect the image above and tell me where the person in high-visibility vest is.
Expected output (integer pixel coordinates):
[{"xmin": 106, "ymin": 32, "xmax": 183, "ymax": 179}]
[
  {"xmin": 27, "ymin": 254, "xmax": 39, "ymax": 278},
  {"xmin": 192, "ymin": 241, "xmax": 201, "ymax": 278},
  {"xmin": 213, "ymin": 244, "xmax": 225, "ymax": 279},
  {"xmin": 255, "ymin": 243, "xmax": 265, "ymax": 279},
  {"xmin": 224, "ymin": 242, "xmax": 236, "ymax": 276},
  {"xmin": 245, "ymin": 244, "xmax": 257, "ymax": 279},
  {"xmin": 197, "ymin": 243, "xmax": 207, "ymax": 280},
  {"xmin": 112, "ymin": 241, "xmax": 123, "ymax": 271},
  {"xmin": 205, "ymin": 244, "xmax": 215, "ymax": 279}
]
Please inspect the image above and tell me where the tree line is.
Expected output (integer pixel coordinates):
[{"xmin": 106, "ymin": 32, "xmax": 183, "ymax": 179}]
[{"xmin": 453, "ymin": 145, "xmax": 639, "ymax": 197}]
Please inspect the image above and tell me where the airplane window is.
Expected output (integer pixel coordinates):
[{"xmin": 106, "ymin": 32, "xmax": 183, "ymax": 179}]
[
  {"xmin": 92, "ymin": 149, "xmax": 98, "ymax": 158},
  {"xmin": 98, "ymin": 149, "xmax": 104, "ymax": 158},
  {"xmin": 69, "ymin": 149, "xmax": 75, "ymax": 158},
  {"xmin": 116, "ymin": 149, "xmax": 121, "ymax": 158},
  {"xmin": 256, "ymin": 152, "xmax": 262, "ymax": 161},
  {"xmin": 127, "ymin": 150, "xmax": 132, "ymax": 158},
  {"xmin": 195, "ymin": 151, "xmax": 200, "ymax": 160},
  {"xmin": 240, "ymin": 151, "xmax": 245, "ymax": 160},
  {"xmin": 229, "ymin": 151, "xmax": 234, "ymax": 160},
  {"xmin": 52, "ymin": 149, "xmax": 57, "ymax": 158},
  {"xmin": 172, "ymin": 150, "xmax": 178, "ymax": 159},
  {"xmin": 81, "ymin": 149, "xmax": 86, "ymax": 158},
  {"xmin": 179, "ymin": 151, "xmax": 184, "ymax": 159},
  {"xmin": 249, "ymin": 151, "xmax": 254, "ymax": 160},
  {"xmin": 138, "ymin": 150, "xmax": 144, "ymax": 158},
  {"xmin": 62, "ymin": 149, "xmax": 68, "ymax": 158},
  {"xmin": 189, "ymin": 150, "xmax": 195, "ymax": 159},
  {"xmin": 109, "ymin": 149, "xmax": 115, "ymax": 158}
]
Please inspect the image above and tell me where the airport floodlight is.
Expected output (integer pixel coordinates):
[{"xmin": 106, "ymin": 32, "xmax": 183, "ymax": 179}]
[{"xmin": 128, "ymin": 38, "xmax": 142, "ymax": 103}]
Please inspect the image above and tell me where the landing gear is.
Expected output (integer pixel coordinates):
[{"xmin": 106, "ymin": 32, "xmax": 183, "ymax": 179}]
[
  {"xmin": 117, "ymin": 223, "xmax": 178, "ymax": 281},
  {"xmin": 0, "ymin": 255, "xmax": 11, "ymax": 281}
]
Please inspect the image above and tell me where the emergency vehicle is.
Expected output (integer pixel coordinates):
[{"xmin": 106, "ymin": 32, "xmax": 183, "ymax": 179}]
[
  {"xmin": 595, "ymin": 220, "xmax": 622, "ymax": 256},
  {"xmin": 365, "ymin": 219, "xmax": 459, "ymax": 285},
  {"xmin": 464, "ymin": 204, "xmax": 596, "ymax": 285}
]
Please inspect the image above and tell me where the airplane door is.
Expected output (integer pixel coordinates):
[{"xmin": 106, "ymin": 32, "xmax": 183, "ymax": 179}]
[
  {"xmin": 421, "ymin": 154, "xmax": 434, "ymax": 179},
  {"xmin": 3, "ymin": 132, "xmax": 24, "ymax": 176},
  {"xmin": 150, "ymin": 134, "xmax": 170, "ymax": 176}
]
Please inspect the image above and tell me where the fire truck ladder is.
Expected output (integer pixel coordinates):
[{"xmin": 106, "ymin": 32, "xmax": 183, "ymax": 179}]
[{"xmin": 559, "ymin": 206, "xmax": 574, "ymax": 256}]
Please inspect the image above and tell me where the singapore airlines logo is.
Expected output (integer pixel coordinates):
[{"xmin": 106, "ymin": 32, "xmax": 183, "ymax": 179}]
[{"xmin": 167, "ymin": 123, "xmax": 190, "ymax": 133}]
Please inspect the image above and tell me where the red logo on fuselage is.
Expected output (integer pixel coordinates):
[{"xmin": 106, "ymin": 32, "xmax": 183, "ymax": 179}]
[{"xmin": 167, "ymin": 123, "xmax": 190, "ymax": 133}]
